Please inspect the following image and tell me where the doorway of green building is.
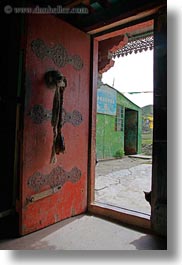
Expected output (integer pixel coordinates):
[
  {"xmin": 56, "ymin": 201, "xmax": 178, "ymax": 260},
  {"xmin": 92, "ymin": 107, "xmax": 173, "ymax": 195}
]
[
  {"xmin": 89, "ymin": 18, "xmax": 154, "ymax": 228},
  {"xmin": 124, "ymin": 108, "xmax": 138, "ymax": 155}
]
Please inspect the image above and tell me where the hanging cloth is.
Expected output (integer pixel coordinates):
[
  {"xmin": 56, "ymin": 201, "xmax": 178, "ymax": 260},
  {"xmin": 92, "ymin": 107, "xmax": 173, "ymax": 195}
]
[{"xmin": 50, "ymin": 81, "xmax": 66, "ymax": 164}]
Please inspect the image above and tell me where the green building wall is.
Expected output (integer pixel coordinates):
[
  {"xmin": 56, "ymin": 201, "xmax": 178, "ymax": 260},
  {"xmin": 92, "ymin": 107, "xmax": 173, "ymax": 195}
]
[
  {"xmin": 96, "ymin": 114, "xmax": 125, "ymax": 159},
  {"xmin": 96, "ymin": 85, "xmax": 142, "ymax": 160}
]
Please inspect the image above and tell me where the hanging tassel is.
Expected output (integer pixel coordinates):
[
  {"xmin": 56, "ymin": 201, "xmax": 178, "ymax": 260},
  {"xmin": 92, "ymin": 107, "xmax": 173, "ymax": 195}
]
[{"xmin": 50, "ymin": 77, "xmax": 66, "ymax": 164}]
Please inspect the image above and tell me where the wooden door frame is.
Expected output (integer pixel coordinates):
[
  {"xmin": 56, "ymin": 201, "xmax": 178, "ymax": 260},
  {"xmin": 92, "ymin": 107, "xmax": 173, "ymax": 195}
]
[{"xmin": 87, "ymin": 5, "xmax": 166, "ymax": 232}]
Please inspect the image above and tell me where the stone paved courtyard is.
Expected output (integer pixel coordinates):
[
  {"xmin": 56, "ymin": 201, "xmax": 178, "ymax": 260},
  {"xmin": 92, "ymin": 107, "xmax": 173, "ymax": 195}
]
[{"xmin": 95, "ymin": 156, "xmax": 152, "ymax": 216}]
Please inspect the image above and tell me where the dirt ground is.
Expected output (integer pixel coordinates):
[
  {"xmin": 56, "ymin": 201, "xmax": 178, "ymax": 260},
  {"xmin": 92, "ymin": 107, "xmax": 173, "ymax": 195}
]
[
  {"xmin": 95, "ymin": 156, "xmax": 152, "ymax": 215},
  {"xmin": 96, "ymin": 156, "xmax": 152, "ymax": 176}
]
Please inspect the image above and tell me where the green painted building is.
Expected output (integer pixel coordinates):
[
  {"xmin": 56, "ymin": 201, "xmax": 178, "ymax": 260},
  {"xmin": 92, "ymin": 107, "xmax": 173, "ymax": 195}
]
[{"xmin": 96, "ymin": 84, "xmax": 142, "ymax": 160}]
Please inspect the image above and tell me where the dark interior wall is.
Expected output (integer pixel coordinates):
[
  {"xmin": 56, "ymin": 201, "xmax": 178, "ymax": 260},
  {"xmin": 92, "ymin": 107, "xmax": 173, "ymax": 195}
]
[
  {"xmin": 151, "ymin": 8, "xmax": 167, "ymax": 236},
  {"xmin": 0, "ymin": 7, "xmax": 22, "ymax": 237},
  {"xmin": 0, "ymin": 11, "xmax": 22, "ymax": 212}
]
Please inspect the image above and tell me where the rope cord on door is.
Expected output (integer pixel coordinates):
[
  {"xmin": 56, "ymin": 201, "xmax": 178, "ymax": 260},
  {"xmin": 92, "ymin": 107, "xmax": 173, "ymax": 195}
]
[{"xmin": 44, "ymin": 70, "xmax": 67, "ymax": 163}]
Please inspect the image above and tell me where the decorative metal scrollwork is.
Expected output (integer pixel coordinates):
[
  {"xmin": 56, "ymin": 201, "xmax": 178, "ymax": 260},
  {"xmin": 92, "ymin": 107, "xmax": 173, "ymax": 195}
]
[
  {"xmin": 27, "ymin": 166, "xmax": 82, "ymax": 192},
  {"xmin": 28, "ymin": 105, "xmax": 83, "ymax": 126},
  {"xmin": 62, "ymin": 109, "xmax": 83, "ymax": 127},
  {"xmin": 31, "ymin": 39, "xmax": 83, "ymax": 70},
  {"xmin": 27, "ymin": 104, "xmax": 52, "ymax": 124}
]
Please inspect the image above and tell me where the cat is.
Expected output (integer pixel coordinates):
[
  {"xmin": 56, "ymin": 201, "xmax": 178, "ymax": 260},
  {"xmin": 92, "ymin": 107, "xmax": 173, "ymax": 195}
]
[{"xmin": 144, "ymin": 191, "xmax": 151, "ymax": 205}]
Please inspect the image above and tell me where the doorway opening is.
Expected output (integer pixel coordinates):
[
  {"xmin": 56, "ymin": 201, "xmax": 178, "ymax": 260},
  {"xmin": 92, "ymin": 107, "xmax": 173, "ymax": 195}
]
[
  {"xmin": 124, "ymin": 108, "xmax": 138, "ymax": 155},
  {"xmin": 91, "ymin": 19, "xmax": 154, "ymax": 224}
]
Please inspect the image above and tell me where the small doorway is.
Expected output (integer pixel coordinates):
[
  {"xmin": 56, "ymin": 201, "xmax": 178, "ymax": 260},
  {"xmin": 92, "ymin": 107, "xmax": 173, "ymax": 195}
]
[{"xmin": 124, "ymin": 109, "xmax": 138, "ymax": 155}]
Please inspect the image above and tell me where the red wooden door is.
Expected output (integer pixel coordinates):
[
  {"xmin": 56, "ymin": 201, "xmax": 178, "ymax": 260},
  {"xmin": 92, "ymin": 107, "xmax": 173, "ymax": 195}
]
[{"xmin": 19, "ymin": 15, "xmax": 90, "ymax": 235}]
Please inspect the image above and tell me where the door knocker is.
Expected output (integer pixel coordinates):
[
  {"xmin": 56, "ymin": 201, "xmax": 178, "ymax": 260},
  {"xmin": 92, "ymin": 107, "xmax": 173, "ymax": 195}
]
[{"xmin": 44, "ymin": 70, "xmax": 67, "ymax": 163}]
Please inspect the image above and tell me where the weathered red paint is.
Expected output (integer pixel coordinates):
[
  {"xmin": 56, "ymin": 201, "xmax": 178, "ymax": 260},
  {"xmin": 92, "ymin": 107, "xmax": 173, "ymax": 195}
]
[
  {"xmin": 98, "ymin": 34, "xmax": 128, "ymax": 73},
  {"xmin": 20, "ymin": 14, "xmax": 90, "ymax": 235}
]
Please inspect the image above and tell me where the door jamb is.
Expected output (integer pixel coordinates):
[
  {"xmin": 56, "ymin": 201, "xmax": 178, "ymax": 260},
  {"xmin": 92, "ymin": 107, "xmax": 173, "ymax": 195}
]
[{"xmin": 88, "ymin": 13, "xmax": 158, "ymax": 232}]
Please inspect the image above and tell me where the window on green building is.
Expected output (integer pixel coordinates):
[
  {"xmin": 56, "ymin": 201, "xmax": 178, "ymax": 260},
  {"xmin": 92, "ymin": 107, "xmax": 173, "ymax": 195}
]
[{"xmin": 115, "ymin": 105, "xmax": 124, "ymax": 131}]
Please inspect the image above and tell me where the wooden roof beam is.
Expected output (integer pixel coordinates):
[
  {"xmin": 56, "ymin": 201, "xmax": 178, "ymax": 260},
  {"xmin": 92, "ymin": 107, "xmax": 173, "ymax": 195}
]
[
  {"xmin": 63, "ymin": 0, "xmax": 91, "ymax": 8},
  {"xmin": 97, "ymin": 0, "xmax": 111, "ymax": 8}
]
